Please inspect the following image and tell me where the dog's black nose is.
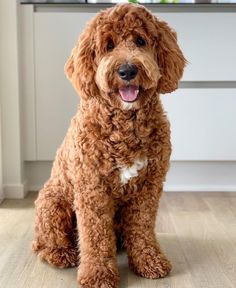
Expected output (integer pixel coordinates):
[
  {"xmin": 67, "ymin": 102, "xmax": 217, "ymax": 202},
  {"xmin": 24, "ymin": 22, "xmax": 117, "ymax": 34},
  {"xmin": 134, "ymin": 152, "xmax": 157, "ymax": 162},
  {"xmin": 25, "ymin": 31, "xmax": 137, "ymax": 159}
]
[{"xmin": 118, "ymin": 64, "xmax": 138, "ymax": 81}]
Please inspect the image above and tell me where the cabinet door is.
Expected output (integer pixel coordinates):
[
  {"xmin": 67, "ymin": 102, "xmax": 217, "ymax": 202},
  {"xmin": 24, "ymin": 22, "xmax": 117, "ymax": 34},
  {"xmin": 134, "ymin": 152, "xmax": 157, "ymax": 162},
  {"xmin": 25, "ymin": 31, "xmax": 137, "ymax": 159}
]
[
  {"xmin": 161, "ymin": 89, "xmax": 236, "ymax": 160},
  {"xmin": 155, "ymin": 12, "xmax": 236, "ymax": 81},
  {"xmin": 34, "ymin": 12, "xmax": 96, "ymax": 160},
  {"xmin": 33, "ymin": 10, "xmax": 236, "ymax": 161}
]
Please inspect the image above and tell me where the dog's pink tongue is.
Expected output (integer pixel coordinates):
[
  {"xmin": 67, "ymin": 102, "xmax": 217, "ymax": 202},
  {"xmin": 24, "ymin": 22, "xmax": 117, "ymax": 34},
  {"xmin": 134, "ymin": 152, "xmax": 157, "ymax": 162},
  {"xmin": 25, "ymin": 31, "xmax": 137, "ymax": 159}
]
[{"xmin": 119, "ymin": 86, "xmax": 139, "ymax": 102}]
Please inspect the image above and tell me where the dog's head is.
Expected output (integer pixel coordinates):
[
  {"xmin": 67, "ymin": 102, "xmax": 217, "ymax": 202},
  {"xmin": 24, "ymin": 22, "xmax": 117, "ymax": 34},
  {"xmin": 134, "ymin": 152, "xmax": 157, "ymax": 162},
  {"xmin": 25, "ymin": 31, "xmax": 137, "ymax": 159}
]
[{"xmin": 65, "ymin": 3, "xmax": 186, "ymax": 109}]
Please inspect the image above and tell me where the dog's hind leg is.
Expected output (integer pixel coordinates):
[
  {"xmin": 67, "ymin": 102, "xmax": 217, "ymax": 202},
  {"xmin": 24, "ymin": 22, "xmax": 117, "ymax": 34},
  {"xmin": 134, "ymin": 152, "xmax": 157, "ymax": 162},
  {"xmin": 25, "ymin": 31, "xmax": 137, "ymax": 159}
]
[{"xmin": 32, "ymin": 179, "xmax": 79, "ymax": 268}]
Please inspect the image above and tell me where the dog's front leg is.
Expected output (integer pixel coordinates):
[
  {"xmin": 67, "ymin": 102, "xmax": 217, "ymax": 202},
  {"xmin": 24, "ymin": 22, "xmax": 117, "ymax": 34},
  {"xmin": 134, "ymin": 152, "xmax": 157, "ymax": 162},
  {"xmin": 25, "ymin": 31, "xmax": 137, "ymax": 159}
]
[
  {"xmin": 122, "ymin": 181, "xmax": 172, "ymax": 279},
  {"xmin": 75, "ymin": 189, "xmax": 119, "ymax": 288}
]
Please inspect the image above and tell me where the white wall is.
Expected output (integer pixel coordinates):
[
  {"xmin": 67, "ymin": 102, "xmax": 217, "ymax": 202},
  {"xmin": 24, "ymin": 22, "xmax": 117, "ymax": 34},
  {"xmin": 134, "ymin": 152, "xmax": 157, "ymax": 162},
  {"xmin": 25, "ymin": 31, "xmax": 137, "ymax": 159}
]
[{"xmin": 0, "ymin": 0, "xmax": 26, "ymax": 199}]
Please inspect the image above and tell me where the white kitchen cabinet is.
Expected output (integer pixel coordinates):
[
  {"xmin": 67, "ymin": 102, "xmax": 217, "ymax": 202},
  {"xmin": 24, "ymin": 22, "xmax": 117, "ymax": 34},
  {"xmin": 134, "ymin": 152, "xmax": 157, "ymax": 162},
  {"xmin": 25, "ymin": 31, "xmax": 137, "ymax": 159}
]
[
  {"xmin": 161, "ymin": 88, "xmax": 236, "ymax": 160},
  {"xmin": 22, "ymin": 6, "xmax": 236, "ymax": 161},
  {"xmin": 34, "ymin": 12, "xmax": 96, "ymax": 160},
  {"xmin": 156, "ymin": 12, "xmax": 236, "ymax": 81}
]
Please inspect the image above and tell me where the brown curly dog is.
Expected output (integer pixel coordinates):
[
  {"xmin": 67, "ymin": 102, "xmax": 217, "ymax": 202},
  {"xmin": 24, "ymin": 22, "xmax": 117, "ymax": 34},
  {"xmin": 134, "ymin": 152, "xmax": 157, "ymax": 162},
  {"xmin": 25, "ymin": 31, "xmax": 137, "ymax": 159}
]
[{"xmin": 32, "ymin": 3, "xmax": 186, "ymax": 287}]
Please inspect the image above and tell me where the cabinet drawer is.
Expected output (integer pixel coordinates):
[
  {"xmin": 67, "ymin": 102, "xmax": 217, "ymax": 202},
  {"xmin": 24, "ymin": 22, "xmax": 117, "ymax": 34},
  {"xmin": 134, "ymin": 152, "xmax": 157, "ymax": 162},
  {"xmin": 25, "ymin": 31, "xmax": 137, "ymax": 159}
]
[
  {"xmin": 156, "ymin": 13, "xmax": 236, "ymax": 81},
  {"xmin": 161, "ymin": 88, "xmax": 236, "ymax": 160},
  {"xmin": 32, "ymin": 11, "xmax": 236, "ymax": 160}
]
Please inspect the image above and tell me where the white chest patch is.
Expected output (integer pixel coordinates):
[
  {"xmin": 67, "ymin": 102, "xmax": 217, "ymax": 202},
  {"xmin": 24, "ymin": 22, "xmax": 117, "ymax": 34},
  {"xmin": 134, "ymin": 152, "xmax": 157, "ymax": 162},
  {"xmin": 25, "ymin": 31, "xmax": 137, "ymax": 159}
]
[
  {"xmin": 120, "ymin": 158, "xmax": 148, "ymax": 185},
  {"xmin": 122, "ymin": 102, "xmax": 134, "ymax": 110}
]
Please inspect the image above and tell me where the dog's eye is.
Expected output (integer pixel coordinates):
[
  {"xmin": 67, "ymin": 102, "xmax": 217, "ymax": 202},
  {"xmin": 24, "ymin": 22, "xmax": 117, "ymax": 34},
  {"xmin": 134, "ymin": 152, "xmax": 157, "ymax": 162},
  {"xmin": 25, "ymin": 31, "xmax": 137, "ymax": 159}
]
[
  {"xmin": 135, "ymin": 36, "xmax": 146, "ymax": 47},
  {"xmin": 107, "ymin": 40, "xmax": 115, "ymax": 51}
]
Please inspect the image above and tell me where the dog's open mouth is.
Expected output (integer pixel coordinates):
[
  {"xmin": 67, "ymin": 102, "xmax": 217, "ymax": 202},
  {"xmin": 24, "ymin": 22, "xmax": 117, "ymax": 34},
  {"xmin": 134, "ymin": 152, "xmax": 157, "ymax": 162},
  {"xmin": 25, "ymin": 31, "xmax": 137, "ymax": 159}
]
[{"xmin": 119, "ymin": 85, "xmax": 139, "ymax": 103}]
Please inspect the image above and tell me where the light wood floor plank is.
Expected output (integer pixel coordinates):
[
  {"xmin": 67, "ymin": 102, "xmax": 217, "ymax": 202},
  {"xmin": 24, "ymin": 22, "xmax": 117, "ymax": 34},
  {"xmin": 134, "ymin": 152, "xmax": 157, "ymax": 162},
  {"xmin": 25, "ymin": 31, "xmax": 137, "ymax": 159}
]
[
  {"xmin": 0, "ymin": 192, "xmax": 235, "ymax": 288},
  {"xmin": 202, "ymin": 196, "xmax": 236, "ymax": 286},
  {"xmin": 170, "ymin": 211, "xmax": 235, "ymax": 288}
]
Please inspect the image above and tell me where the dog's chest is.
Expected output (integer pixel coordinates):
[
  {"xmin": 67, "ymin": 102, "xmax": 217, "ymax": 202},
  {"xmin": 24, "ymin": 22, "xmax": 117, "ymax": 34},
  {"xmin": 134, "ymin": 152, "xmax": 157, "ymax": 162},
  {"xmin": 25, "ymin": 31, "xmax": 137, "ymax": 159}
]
[{"xmin": 119, "ymin": 158, "xmax": 148, "ymax": 185}]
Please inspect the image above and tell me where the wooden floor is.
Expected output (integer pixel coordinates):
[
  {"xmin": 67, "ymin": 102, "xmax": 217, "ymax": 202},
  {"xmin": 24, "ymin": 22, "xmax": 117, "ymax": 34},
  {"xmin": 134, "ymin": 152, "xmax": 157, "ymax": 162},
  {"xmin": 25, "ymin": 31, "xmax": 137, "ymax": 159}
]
[{"xmin": 0, "ymin": 192, "xmax": 236, "ymax": 288}]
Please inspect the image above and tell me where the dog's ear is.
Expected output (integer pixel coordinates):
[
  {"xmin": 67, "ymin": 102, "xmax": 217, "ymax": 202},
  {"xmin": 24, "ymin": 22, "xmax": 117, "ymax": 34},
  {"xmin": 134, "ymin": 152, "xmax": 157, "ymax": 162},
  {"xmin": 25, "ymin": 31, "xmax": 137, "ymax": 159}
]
[
  {"xmin": 154, "ymin": 18, "xmax": 186, "ymax": 94},
  {"xmin": 64, "ymin": 46, "xmax": 76, "ymax": 80},
  {"xmin": 64, "ymin": 21, "xmax": 98, "ymax": 99}
]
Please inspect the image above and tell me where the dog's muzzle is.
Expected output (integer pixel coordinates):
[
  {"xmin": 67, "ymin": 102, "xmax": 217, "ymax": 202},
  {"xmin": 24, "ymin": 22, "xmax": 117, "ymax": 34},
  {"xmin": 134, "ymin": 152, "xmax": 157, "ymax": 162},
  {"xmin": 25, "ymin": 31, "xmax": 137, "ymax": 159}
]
[{"xmin": 118, "ymin": 64, "xmax": 139, "ymax": 102}]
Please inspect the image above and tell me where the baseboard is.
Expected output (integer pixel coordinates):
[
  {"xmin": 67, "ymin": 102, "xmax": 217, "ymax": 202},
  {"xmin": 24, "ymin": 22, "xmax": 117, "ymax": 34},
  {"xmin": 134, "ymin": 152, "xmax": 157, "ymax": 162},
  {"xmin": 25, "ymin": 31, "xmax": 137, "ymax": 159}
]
[
  {"xmin": 0, "ymin": 188, "xmax": 4, "ymax": 203},
  {"xmin": 4, "ymin": 180, "xmax": 28, "ymax": 199},
  {"xmin": 29, "ymin": 184, "xmax": 236, "ymax": 193},
  {"xmin": 164, "ymin": 184, "xmax": 236, "ymax": 192},
  {"xmin": 27, "ymin": 185, "xmax": 42, "ymax": 192}
]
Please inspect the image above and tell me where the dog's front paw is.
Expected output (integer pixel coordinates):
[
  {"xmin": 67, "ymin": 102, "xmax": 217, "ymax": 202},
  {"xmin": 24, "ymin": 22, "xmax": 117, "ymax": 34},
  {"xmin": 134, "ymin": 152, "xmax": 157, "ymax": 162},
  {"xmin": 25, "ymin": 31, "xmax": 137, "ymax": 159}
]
[
  {"xmin": 78, "ymin": 261, "xmax": 119, "ymax": 288},
  {"xmin": 36, "ymin": 246, "xmax": 79, "ymax": 268},
  {"xmin": 129, "ymin": 248, "xmax": 172, "ymax": 279}
]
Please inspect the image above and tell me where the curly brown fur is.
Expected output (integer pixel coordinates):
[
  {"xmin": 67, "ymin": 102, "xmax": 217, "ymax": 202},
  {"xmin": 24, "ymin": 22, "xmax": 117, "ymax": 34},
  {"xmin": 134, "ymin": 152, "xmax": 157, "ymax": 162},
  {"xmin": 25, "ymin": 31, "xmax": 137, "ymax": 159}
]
[{"xmin": 32, "ymin": 3, "xmax": 186, "ymax": 287}]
